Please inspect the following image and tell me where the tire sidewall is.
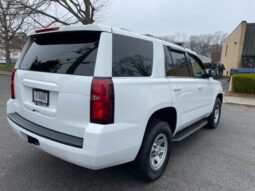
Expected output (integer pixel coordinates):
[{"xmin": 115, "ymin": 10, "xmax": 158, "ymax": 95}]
[
  {"xmin": 208, "ymin": 98, "xmax": 222, "ymax": 129},
  {"xmin": 213, "ymin": 99, "xmax": 222, "ymax": 127},
  {"xmin": 139, "ymin": 120, "xmax": 172, "ymax": 180}
]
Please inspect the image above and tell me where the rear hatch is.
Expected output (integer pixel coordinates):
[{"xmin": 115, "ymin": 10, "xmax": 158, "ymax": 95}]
[{"xmin": 14, "ymin": 31, "xmax": 101, "ymax": 138}]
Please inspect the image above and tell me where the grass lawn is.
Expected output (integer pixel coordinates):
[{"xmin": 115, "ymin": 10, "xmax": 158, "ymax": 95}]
[{"xmin": 0, "ymin": 64, "xmax": 14, "ymax": 73}]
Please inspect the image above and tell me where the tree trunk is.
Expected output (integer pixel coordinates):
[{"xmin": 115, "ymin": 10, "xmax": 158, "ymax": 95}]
[
  {"xmin": 4, "ymin": 39, "xmax": 11, "ymax": 65},
  {"xmin": 84, "ymin": 0, "xmax": 93, "ymax": 24}
]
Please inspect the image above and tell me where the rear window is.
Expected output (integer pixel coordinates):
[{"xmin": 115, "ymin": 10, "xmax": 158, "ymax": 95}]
[
  {"xmin": 112, "ymin": 34, "xmax": 153, "ymax": 77},
  {"xmin": 19, "ymin": 31, "xmax": 100, "ymax": 76}
]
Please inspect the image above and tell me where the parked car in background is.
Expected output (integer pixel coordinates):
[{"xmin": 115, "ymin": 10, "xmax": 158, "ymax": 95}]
[
  {"xmin": 206, "ymin": 63, "xmax": 225, "ymax": 78},
  {"xmin": 7, "ymin": 24, "xmax": 223, "ymax": 181}
]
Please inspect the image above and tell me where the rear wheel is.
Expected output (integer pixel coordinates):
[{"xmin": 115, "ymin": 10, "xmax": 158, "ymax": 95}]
[
  {"xmin": 132, "ymin": 118, "xmax": 172, "ymax": 181},
  {"xmin": 207, "ymin": 98, "xmax": 222, "ymax": 129}
]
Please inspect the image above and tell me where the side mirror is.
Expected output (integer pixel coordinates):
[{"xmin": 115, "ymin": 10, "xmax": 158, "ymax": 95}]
[{"xmin": 206, "ymin": 69, "xmax": 216, "ymax": 78}]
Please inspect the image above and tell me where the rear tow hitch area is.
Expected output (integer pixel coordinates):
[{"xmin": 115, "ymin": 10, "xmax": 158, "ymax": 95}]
[{"xmin": 27, "ymin": 136, "xmax": 40, "ymax": 145}]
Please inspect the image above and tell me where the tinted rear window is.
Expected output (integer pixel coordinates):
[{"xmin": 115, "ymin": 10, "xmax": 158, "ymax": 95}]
[
  {"xmin": 112, "ymin": 34, "xmax": 153, "ymax": 77},
  {"xmin": 19, "ymin": 31, "xmax": 100, "ymax": 76}
]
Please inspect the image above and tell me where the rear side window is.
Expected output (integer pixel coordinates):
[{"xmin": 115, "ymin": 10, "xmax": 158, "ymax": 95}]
[
  {"xmin": 19, "ymin": 31, "xmax": 100, "ymax": 76},
  {"xmin": 112, "ymin": 34, "xmax": 153, "ymax": 77},
  {"xmin": 164, "ymin": 46, "xmax": 190, "ymax": 77}
]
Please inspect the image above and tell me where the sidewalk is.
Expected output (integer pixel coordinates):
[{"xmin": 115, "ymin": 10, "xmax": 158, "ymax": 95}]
[
  {"xmin": 0, "ymin": 71, "xmax": 11, "ymax": 76},
  {"xmin": 224, "ymin": 95, "xmax": 255, "ymax": 107}
]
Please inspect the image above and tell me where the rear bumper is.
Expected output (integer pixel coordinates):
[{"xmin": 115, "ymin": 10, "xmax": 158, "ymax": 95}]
[
  {"xmin": 8, "ymin": 113, "xmax": 83, "ymax": 148},
  {"xmin": 7, "ymin": 102, "xmax": 143, "ymax": 170}
]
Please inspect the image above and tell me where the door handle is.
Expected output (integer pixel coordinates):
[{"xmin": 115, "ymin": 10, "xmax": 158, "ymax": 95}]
[
  {"xmin": 173, "ymin": 87, "xmax": 182, "ymax": 91},
  {"xmin": 197, "ymin": 86, "xmax": 204, "ymax": 90}
]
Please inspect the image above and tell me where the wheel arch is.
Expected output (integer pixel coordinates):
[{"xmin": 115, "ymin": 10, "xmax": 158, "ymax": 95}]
[
  {"xmin": 217, "ymin": 93, "xmax": 223, "ymax": 103},
  {"xmin": 146, "ymin": 107, "xmax": 177, "ymax": 135}
]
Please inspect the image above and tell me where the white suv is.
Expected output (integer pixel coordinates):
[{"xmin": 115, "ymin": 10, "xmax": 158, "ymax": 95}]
[{"xmin": 7, "ymin": 24, "xmax": 223, "ymax": 181}]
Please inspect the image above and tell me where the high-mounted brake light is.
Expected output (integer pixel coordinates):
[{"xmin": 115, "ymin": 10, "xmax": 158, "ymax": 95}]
[
  {"xmin": 35, "ymin": 27, "xmax": 60, "ymax": 33},
  {"xmin": 11, "ymin": 69, "xmax": 16, "ymax": 99},
  {"xmin": 90, "ymin": 78, "xmax": 114, "ymax": 124}
]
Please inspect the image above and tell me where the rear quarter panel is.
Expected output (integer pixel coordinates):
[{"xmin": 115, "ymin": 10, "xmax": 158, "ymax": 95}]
[{"xmin": 112, "ymin": 77, "xmax": 172, "ymax": 150}]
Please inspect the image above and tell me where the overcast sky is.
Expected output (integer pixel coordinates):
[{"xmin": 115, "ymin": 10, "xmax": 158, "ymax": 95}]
[{"xmin": 101, "ymin": 0, "xmax": 255, "ymax": 36}]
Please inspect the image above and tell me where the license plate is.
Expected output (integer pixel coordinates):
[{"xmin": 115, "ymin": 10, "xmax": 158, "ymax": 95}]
[{"xmin": 32, "ymin": 89, "xmax": 49, "ymax": 106}]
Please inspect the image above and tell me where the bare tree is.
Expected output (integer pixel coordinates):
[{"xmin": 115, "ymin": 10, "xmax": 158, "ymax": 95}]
[
  {"xmin": 150, "ymin": 31, "xmax": 227, "ymax": 58},
  {"xmin": 211, "ymin": 31, "xmax": 228, "ymax": 52},
  {"xmin": 18, "ymin": 0, "xmax": 111, "ymax": 27},
  {"xmin": 0, "ymin": 0, "xmax": 32, "ymax": 65},
  {"xmin": 189, "ymin": 32, "xmax": 227, "ymax": 57}
]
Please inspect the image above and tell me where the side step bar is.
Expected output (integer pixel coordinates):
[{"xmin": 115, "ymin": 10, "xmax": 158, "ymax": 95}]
[{"xmin": 173, "ymin": 119, "xmax": 208, "ymax": 142}]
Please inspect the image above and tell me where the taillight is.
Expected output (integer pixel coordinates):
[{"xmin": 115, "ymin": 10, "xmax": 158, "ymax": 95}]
[
  {"xmin": 11, "ymin": 69, "xmax": 16, "ymax": 99},
  {"xmin": 90, "ymin": 77, "xmax": 114, "ymax": 124}
]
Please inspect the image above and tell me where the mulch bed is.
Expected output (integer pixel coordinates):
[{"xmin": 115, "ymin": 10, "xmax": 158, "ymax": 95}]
[{"xmin": 224, "ymin": 91, "xmax": 255, "ymax": 98}]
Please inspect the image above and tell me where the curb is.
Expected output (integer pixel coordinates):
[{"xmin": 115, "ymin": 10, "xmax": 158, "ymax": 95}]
[
  {"xmin": 223, "ymin": 96, "xmax": 255, "ymax": 107},
  {"xmin": 223, "ymin": 102, "xmax": 255, "ymax": 108}
]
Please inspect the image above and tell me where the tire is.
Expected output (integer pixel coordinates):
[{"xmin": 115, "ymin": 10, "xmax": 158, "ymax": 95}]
[
  {"xmin": 207, "ymin": 98, "xmax": 222, "ymax": 129},
  {"xmin": 132, "ymin": 118, "xmax": 172, "ymax": 181}
]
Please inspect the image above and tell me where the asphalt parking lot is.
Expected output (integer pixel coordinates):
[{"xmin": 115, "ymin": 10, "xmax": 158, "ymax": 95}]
[{"xmin": 0, "ymin": 75, "xmax": 255, "ymax": 191}]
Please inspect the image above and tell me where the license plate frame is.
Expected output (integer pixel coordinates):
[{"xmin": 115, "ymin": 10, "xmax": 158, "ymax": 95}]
[{"xmin": 32, "ymin": 89, "xmax": 49, "ymax": 106}]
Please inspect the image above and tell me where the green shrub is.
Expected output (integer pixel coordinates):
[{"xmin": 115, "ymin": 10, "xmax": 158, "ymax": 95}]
[{"xmin": 232, "ymin": 74, "xmax": 255, "ymax": 94}]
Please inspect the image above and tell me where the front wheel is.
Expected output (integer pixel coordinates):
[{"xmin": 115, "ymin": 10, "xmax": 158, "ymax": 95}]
[
  {"xmin": 207, "ymin": 98, "xmax": 222, "ymax": 129},
  {"xmin": 132, "ymin": 119, "xmax": 172, "ymax": 181}
]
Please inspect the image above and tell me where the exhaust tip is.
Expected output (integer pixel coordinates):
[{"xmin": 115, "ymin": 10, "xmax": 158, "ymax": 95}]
[{"xmin": 27, "ymin": 136, "xmax": 40, "ymax": 145}]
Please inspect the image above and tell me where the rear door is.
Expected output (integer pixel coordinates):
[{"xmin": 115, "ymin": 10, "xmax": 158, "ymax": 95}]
[
  {"xmin": 164, "ymin": 46, "xmax": 197, "ymax": 131},
  {"xmin": 15, "ymin": 31, "xmax": 101, "ymax": 138}
]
